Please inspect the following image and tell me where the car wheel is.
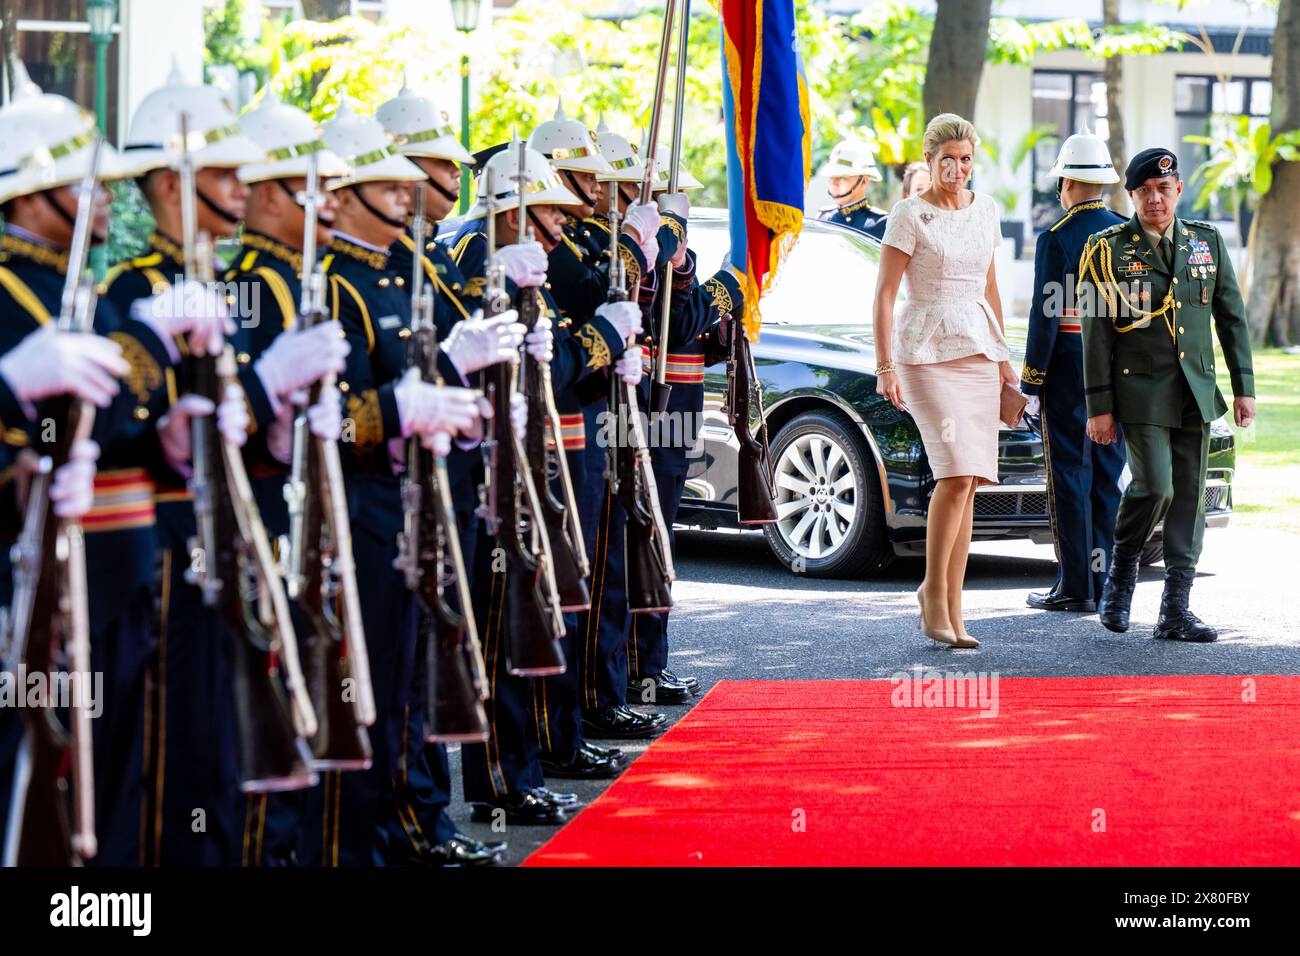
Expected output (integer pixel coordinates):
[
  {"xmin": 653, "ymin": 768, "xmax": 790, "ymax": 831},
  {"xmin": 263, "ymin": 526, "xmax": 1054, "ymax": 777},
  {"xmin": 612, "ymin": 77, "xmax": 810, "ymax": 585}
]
[
  {"xmin": 761, "ymin": 409, "xmax": 894, "ymax": 578},
  {"xmin": 1139, "ymin": 538, "xmax": 1164, "ymax": 567}
]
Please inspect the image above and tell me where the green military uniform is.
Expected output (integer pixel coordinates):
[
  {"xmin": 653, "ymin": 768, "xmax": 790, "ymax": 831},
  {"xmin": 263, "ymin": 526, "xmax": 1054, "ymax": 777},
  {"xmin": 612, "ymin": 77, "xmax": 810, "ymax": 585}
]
[{"xmin": 1079, "ymin": 212, "xmax": 1253, "ymax": 572}]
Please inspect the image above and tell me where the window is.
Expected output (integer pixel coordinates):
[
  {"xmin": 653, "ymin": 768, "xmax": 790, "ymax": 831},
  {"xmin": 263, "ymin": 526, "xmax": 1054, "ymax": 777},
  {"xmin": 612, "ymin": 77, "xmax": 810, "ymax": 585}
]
[
  {"xmin": 1030, "ymin": 70, "xmax": 1106, "ymax": 232},
  {"xmin": 1175, "ymin": 74, "xmax": 1272, "ymax": 220},
  {"xmin": 3, "ymin": 1, "xmax": 121, "ymax": 139}
]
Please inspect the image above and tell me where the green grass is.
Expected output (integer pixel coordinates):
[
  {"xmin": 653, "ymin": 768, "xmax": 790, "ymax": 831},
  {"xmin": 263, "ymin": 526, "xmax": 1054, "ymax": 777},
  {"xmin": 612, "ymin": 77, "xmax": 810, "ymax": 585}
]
[{"xmin": 1216, "ymin": 347, "xmax": 1300, "ymax": 531}]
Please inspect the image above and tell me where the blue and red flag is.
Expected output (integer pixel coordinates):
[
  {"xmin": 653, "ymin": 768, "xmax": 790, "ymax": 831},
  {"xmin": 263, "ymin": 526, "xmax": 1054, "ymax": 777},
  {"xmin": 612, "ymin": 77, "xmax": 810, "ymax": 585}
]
[{"xmin": 715, "ymin": 0, "xmax": 811, "ymax": 340}]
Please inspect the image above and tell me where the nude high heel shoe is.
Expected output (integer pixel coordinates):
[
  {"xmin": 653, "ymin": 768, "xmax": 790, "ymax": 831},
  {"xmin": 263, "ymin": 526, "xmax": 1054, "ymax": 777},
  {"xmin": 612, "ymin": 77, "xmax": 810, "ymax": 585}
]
[{"xmin": 916, "ymin": 590, "xmax": 960, "ymax": 647}]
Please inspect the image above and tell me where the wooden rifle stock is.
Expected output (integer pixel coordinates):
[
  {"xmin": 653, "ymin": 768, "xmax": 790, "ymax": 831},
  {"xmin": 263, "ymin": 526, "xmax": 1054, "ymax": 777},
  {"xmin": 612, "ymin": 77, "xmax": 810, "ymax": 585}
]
[{"xmin": 725, "ymin": 316, "xmax": 778, "ymax": 525}]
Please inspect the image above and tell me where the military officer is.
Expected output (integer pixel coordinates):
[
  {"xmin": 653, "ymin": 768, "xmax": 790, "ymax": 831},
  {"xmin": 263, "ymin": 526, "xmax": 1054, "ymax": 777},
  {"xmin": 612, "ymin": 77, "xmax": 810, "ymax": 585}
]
[
  {"xmin": 817, "ymin": 138, "xmax": 887, "ymax": 240},
  {"xmin": 316, "ymin": 100, "xmax": 488, "ymax": 864},
  {"xmin": 1020, "ymin": 129, "xmax": 1127, "ymax": 613},
  {"xmin": 1080, "ymin": 147, "xmax": 1256, "ymax": 642},
  {"xmin": 0, "ymin": 72, "xmax": 184, "ymax": 865}
]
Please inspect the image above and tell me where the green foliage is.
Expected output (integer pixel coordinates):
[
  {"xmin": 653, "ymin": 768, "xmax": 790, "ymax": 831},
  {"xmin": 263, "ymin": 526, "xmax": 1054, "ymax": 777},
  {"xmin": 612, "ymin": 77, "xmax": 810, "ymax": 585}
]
[
  {"xmin": 105, "ymin": 179, "xmax": 156, "ymax": 266},
  {"xmin": 979, "ymin": 124, "xmax": 1059, "ymax": 217},
  {"xmin": 987, "ymin": 17, "xmax": 1184, "ymax": 65},
  {"xmin": 204, "ymin": 0, "xmax": 273, "ymax": 85},
  {"xmin": 1185, "ymin": 116, "xmax": 1300, "ymax": 211}
]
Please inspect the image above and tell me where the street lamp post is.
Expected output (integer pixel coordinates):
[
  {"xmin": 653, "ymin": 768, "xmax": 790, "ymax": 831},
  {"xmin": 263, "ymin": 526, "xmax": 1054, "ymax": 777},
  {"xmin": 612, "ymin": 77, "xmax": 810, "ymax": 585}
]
[
  {"xmin": 449, "ymin": 0, "xmax": 480, "ymax": 214},
  {"xmin": 87, "ymin": 0, "xmax": 117, "ymax": 277}
]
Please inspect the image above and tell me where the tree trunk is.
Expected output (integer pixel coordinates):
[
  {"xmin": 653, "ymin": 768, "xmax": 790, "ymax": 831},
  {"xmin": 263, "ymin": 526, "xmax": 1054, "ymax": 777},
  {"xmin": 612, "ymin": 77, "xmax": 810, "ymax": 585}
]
[
  {"xmin": 1246, "ymin": 0, "xmax": 1300, "ymax": 346},
  {"xmin": 300, "ymin": 0, "xmax": 352, "ymax": 20},
  {"xmin": 1, "ymin": 1, "xmax": 18, "ymax": 100},
  {"xmin": 1102, "ymin": 0, "xmax": 1130, "ymax": 214},
  {"xmin": 922, "ymin": 0, "xmax": 992, "ymax": 123}
]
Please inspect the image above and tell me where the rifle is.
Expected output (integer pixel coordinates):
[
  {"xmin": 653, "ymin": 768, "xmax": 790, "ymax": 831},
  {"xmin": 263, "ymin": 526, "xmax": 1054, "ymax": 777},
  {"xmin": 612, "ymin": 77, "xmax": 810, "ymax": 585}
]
[
  {"xmin": 285, "ymin": 151, "xmax": 374, "ymax": 770},
  {"xmin": 605, "ymin": 187, "xmax": 675, "ymax": 614},
  {"xmin": 394, "ymin": 184, "xmax": 489, "ymax": 743},
  {"xmin": 479, "ymin": 157, "xmax": 566, "ymax": 675},
  {"xmin": 176, "ymin": 113, "xmax": 318, "ymax": 792},
  {"xmin": 2, "ymin": 139, "xmax": 103, "ymax": 867},
  {"xmin": 514, "ymin": 151, "xmax": 591, "ymax": 613},
  {"xmin": 720, "ymin": 312, "xmax": 778, "ymax": 525}
]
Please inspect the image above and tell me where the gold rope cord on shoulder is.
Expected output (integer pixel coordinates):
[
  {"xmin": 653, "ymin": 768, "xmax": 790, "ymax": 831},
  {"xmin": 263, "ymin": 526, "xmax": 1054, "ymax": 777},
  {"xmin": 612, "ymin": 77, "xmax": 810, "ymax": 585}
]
[{"xmin": 1080, "ymin": 237, "xmax": 1177, "ymax": 342}]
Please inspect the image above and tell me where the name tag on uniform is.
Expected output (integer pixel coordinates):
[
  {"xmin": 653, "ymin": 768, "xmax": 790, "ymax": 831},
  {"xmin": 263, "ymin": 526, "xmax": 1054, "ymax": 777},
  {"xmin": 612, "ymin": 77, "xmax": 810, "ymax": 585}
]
[
  {"xmin": 1120, "ymin": 261, "xmax": 1149, "ymax": 278},
  {"xmin": 377, "ymin": 314, "xmax": 403, "ymax": 331}
]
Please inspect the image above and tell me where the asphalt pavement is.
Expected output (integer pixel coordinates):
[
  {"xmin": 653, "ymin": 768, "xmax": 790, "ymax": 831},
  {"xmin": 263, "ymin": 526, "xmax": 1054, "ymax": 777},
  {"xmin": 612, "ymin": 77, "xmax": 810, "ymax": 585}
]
[{"xmin": 447, "ymin": 522, "xmax": 1299, "ymax": 864}]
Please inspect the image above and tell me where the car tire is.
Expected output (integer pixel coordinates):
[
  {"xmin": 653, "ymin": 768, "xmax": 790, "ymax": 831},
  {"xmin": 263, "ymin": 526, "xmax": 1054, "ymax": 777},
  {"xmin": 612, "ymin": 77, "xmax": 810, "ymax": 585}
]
[
  {"xmin": 761, "ymin": 409, "xmax": 894, "ymax": 578},
  {"xmin": 1139, "ymin": 537, "xmax": 1164, "ymax": 568}
]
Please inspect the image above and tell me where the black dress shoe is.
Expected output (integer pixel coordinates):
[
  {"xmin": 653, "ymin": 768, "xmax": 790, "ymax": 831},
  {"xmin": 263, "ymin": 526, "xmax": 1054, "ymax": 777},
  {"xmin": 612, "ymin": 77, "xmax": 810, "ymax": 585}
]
[
  {"xmin": 451, "ymin": 831, "xmax": 506, "ymax": 856},
  {"xmin": 582, "ymin": 704, "xmax": 659, "ymax": 739},
  {"xmin": 531, "ymin": 786, "xmax": 582, "ymax": 809},
  {"xmin": 627, "ymin": 671, "xmax": 693, "ymax": 705},
  {"xmin": 393, "ymin": 836, "xmax": 503, "ymax": 867},
  {"xmin": 1026, "ymin": 589, "xmax": 1097, "ymax": 612},
  {"xmin": 541, "ymin": 747, "xmax": 622, "ymax": 779},
  {"xmin": 581, "ymin": 742, "xmax": 625, "ymax": 763},
  {"xmin": 661, "ymin": 668, "xmax": 700, "ymax": 694},
  {"xmin": 629, "ymin": 705, "xmax": 667, "ymax": 728},
  {"xmin": 470, "ymin": 791, "xmax": 567, "ymax": 825}
]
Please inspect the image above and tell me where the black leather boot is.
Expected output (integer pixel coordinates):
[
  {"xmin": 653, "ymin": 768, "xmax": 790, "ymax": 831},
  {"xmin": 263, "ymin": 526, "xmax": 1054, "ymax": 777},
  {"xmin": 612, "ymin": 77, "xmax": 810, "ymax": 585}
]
[
  {"xmin": 1153, "ymin": 568, "xmax": 1218, "ymax": 642},
  {"xmin": 1098, "ymin": 546, "xmax": 1139, "ymax": 633}
]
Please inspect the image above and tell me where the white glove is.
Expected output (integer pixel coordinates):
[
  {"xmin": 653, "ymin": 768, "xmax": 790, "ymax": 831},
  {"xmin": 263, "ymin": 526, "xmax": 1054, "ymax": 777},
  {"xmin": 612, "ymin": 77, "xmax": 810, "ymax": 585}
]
[
  {"xmin": 307, "ymin": 387, "xmax": 343, "ymax": 441},
  {"xmin": 133, "ymin": 279, "xmax": 235, "ymax": 358},
  {"xmin": 639, "ymin": 235, "xmax": 660, "ymax": 270},
  {"xmin": 615, "ymin": 345, "xmax": 644, "ymax": 385},
  {"xmin": 216, "ymin": 383, "xmax": 249, "ymax": 449},
  {"xmin": 0, "ymin": 325, "xmax": 128, "ymax": 409},
  {"xmin": 442, "ymin": 310, "xmax": 525, "ymax": 375},
  {"xmin": 157, "ymin": 394, "xmax": 215, "ymax": 474},
  {"xmin": 595, "ymin": 301, "xmax": 643, "ymax": 342},
  {"xmin": 253, "ymin": 323, "xmax": 350, "ymax": 403},
  {"xmin": 524, "ymin": 317, "xmax": 553, "ymax": 364},
  {"xmin": 496, "ymin": 241, "xmax": 548, "ymax": 288},
  {"xmin": 656, "ymin": 192, "xmax": 689, "ymax": 219},
  {"xmin": 622, "ymin": 202, "xmax": 660, "ymax": 246},
  {"xmin": 266, "ymin": 389, "xmax": 344, "ymax": 464},
  {"xmin": 510, "ymin": 391, "xmax": 527, "ymax": 441},
  {"xmin": 1024, "ymin": 395, "xmax": 1041, "ymax": 418},
  {"xmin": 49, "ymin": 438, "xmax": 100, "ymax": 520},
  {"xmin": 395, "ymin": 368, "xmax": 480, "ymax": 439}
]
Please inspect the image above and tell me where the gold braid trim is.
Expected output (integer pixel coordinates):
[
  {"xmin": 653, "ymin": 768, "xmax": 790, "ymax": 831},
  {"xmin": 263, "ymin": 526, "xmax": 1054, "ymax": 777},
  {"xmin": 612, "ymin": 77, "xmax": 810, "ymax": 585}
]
[
  {"xmin": 1081, "ymin": 236, "xmax": 1177, "ymax": 342},
  {"xmin": 242, "ymin": 232, "xmax": 304, "ymax": 273},
  {"xmin": 1020, "ymin": 366, "xmax": 1046, "ymax": 386},
  {"xmin": 662, "ymin": 215, "xmax": 687, "ymax": 247},
  {"xmin": 702, "ymin": 276, "xmax": 734, "ymax": 317},
  {"xmin": 329, "ymin": 237, "xmax": 388, "ymax": 271},
  {"xmin": 346, "ymin": 390, "xmax": 384, "ymax": 449},
  {"xmin": 0, "ymin": 234, "xmax": 69, "ymax": 272},
  {"xmin": 108, "ymin": 331, "xmax": 164, "ymax": 409},
  {"xmin": 560, "ymin": 231, "xmax": 586, "ymax": 261},
  {"xmin": 464, "ymin": 275, "xmax": 487, "ymax": 299},
  {"xmin": 617, "ymin": 243, "xmax": 641, "ymax": 289},
  {"xmin": 576, "ymin": 322, "xmax": 612, "ymax": 369}
]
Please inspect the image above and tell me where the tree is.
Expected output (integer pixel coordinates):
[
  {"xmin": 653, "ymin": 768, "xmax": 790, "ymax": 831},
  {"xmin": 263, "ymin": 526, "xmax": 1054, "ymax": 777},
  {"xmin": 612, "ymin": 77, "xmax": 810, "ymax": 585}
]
[
  {"xmin": 1102, "ymin": 0, "xmax": 1129, "ymax": 213},
  {"xmin": 301, "ymin": 0, "xmax": 351, "ymax": 20},
  {"xmin": 1247, "ymin": 0, "xmax": 1300, "ymax": 346},
  {"xmin": 921, "ymin": 0, "xmax": 992, "ymax": 123}
]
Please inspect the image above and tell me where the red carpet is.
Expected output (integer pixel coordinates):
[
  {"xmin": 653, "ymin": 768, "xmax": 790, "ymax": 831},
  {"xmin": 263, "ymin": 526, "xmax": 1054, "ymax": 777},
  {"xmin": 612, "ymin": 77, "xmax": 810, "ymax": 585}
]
[{"xmin": 525, "ymin": 676, "xmax": 1300, "ymax": 866}]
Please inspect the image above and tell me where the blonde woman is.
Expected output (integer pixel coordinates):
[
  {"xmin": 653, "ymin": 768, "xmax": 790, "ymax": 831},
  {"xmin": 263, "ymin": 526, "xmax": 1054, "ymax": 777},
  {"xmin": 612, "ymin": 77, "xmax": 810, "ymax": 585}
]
[{"xmin": 872, "ymin": 114, "xmax": 1015, "ymax": 648}]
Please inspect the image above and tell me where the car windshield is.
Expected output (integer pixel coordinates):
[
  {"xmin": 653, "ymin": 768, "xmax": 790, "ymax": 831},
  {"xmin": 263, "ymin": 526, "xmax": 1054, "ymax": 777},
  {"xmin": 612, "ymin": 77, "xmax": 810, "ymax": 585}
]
[{"xmin": 688, "ymin": 213, "xmax": 882, "ymax": 326}]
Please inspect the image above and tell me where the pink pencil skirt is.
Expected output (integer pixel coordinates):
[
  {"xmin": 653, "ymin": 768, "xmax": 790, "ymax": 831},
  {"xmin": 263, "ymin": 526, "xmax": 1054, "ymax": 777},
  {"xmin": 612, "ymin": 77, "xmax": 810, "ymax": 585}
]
[{"xmin": 895, "ymin": 354, "xmax": 1001, "ymax": 486}]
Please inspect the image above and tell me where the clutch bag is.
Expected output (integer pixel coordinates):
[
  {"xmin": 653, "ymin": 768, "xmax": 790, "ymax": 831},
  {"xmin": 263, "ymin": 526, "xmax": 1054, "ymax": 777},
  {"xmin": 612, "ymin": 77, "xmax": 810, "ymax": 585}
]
[{"xmin": 1000, "ymin": 383, "xmax": 1029, "ymax": 429}]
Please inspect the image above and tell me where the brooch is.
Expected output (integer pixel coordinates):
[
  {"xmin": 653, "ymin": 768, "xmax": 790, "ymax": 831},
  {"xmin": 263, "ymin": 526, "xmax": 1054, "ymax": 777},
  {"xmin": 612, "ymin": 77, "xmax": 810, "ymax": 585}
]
[{"xmin": 919, "ymin": 211, "xmax": 934, "ymax": 225}]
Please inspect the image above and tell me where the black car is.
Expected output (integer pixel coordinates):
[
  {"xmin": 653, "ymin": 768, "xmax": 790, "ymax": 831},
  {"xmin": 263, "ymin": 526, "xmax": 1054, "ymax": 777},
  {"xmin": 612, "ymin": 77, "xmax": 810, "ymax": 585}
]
[{"xmin": 675, "ymin": 209, "xmax": 1235, "ymax": 578}]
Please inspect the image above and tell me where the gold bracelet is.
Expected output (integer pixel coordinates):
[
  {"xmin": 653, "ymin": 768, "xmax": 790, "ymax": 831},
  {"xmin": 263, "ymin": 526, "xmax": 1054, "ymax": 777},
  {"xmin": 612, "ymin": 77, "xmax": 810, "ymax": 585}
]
[{"xmin": 875, "ymin": 362, "xmax": 896, "ymax": 375}]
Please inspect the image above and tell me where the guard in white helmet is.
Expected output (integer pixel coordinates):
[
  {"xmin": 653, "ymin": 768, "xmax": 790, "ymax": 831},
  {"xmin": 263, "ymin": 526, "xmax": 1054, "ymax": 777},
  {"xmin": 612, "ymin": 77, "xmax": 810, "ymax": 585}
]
[
  {"xmin": 0, "ymin": 65, "xmax": 179, "ymax": 868},
  {"xmin": 818, "ymin": 137, "xmax": 887, "ymax": 239},
  {"xmin": 446, "ymin": 138, "xmax": 635, "ymax": 824},
  {"xmin": 376, "ymin": 83, "xmax": 515, "ymax": 866},
  {"xmin": 317, "ymin": 100, "xmax": 491, "ymax": 866},
  {"xmin": 1021, "ymin": 128, "xmax": 1127, "ymax": 614}
]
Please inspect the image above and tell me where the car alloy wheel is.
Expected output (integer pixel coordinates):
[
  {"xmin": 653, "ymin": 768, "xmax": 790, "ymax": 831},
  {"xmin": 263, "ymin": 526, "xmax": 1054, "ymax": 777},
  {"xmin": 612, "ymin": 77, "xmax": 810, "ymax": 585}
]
[{"xmin": 772, "ymin": 431, "xmax": 859, "ymax": 560}]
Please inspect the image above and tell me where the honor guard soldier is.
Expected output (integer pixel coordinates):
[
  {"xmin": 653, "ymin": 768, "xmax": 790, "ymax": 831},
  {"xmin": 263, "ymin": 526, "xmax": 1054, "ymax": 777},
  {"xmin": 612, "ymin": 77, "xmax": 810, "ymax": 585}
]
[
  {"xmin": 525, "ymin": 104, "xmax": 643, "ymax": 779},
  {"xmin": 1080, "ymin": 147, "xmax": 1256, "ymax": 642},
  {"xmin": 377, "ymin": 84, "xmax": 517, "ymax": 864},
  {"xmin": 1020, "ymin": 129, "xmax": 1127, "ymax": 613},
  {"xmin": 107, "ymin": 67, "xmax": 298, "ymax": 867},
  {"xmin": 817, "ymin": 138, "xmax": 887, "ymax": 240},
  {"xmin": 227, "ymin": 93, "xmax": 352, "ymax": 866},
  {"xmin": 629, "ymin": 149, "xmax": 743, "ymax": 705},
  {"xmin": 317, "ymin": 100, "xmax": 490, "ymax": 864},
  {"xmin": 0, "ymin": 70, "xmax": 180, "ymax": 866},
  {"xmin": 447, "ymin": 141, "xmax": 637, "ymax": 823}
]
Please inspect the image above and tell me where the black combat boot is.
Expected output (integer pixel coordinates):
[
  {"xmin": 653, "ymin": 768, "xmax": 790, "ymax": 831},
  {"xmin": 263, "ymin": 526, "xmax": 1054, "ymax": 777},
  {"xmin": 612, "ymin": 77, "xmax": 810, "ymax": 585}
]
[
  {"xmin": 1097, "ymin": 546, "xmax": 1140, "ymax": 633},
  {"xmin": 1153, "ymin": 568, "xmax": 1218, "ymax": 642}
]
